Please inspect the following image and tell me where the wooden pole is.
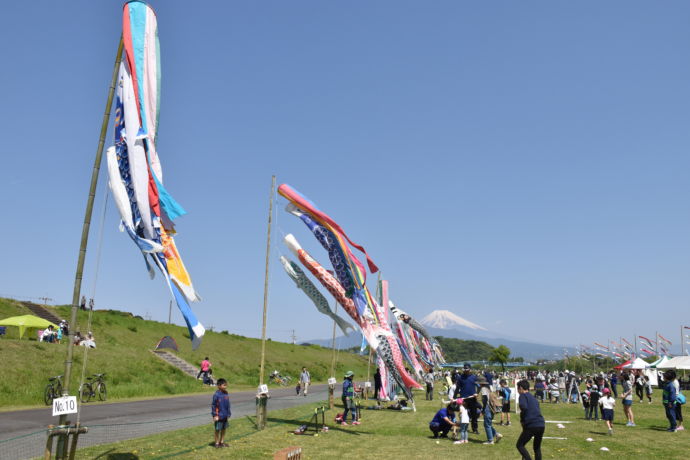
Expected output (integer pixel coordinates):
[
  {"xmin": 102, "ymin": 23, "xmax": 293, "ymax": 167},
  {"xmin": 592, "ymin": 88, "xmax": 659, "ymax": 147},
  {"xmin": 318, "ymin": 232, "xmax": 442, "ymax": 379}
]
[
  {"xmin": 44, "ymin": 427, "xmax": 54, "ymax": 460},
  {"xmin": 257, "ymin": 175, "xmax": 275, "ymax": 430},
  {"xmin": 329, "ymin": 301, "xmax": 338, "ymax": 409},
  {"xmin": 682, "ymin": 326, "xmax": 685, "ymax": 356},
  {"xmin": 58, "ymin": 36, "xmax": 123, "ymax": 459}
]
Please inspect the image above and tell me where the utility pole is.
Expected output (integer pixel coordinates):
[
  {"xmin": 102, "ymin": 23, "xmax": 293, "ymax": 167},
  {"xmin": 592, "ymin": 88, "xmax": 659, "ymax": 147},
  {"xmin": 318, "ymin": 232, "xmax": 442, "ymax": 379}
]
[
  {"xmin": 291, "ymin": 329, "xmax": 296, "ymax": 345},
  {"xmin": 168, "ymin": 300, "xmax": 172, "ymax": 324},
  {"xmin": 39, "ymin": 297, "xmax": 53, "ymax": 307}
]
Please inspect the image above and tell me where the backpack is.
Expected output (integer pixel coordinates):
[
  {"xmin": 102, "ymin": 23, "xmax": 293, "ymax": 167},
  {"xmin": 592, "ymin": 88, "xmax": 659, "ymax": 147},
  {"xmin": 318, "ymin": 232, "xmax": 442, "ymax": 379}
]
[
  {"xmin": 488, "ymin": 392, "xmax": 501, "ymax": 414},
  {"xmin": 677, "ymin": 393, "xmax": 686, "ymax": 405},
  {"xmin": 335, "ymin": 413, "xmax": 344, "ymax": 423}
]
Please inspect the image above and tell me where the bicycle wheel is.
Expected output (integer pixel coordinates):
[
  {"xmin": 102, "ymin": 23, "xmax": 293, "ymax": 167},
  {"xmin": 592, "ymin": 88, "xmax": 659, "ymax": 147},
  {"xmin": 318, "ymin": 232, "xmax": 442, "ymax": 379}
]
[
  {"xmin": 44, "ymin": 385, "xmax": 54, "ymax": 406},
  {"xmin": 79, "ymin": 383, "xmax": 92, "ymax": 403},
  {"xmin": 280, "ymin": 378, "xmax": 288, "ymax": 387},
  {"xmin": 97, "ymin": 382, "xmax": 107, "ymax": 401}
]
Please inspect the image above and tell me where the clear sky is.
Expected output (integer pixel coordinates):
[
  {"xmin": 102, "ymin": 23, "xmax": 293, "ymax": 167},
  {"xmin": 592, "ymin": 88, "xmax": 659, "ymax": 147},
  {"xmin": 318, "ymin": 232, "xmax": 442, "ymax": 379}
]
[{"xmin": 1, "ymin": 1, "xmax": 689, "ymax": 350}]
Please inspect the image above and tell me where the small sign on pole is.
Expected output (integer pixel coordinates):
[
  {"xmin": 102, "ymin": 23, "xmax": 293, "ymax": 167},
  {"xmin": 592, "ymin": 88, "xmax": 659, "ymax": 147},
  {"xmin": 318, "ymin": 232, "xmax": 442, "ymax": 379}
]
[
  {"xmin": 258, "ymin": 384, "xmax": 269, "ymax": 395},
  {"xmin": 327, "ymin": 377, "xmax": 337, "ymax": 385},
  {"xmin": 52, "ymin": 396, "xmax": 78, "ymax": 417},
  {"xmin": 364, "ymin": 381, "xmax": 371, "ymax": 388}
]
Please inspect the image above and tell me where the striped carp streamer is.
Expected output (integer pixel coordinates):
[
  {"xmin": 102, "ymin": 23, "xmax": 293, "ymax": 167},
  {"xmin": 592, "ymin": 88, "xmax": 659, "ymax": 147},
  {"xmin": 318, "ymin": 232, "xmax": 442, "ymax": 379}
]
[
  {"xmin": 106, "ymin": 1, "xmax": 204, "ymax": 348},
  {"xmin": 279, "ymin": 256, "xmax": 354, "ymax": 336},
  {"xmin": 283, "ymin": 234, "xmax": 419, "ymax": 401}
]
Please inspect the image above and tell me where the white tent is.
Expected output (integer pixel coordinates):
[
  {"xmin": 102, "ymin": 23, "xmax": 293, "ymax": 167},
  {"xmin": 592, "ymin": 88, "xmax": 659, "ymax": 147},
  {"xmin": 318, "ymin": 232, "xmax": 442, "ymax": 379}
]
[
  {"xmin": 650, "ymin": 356, "xmax": 671, "ymax": 368},
  {"xmin": 657, "ymin": 356, "xmax": 690, "ymax": 370},
  {"xmin": 624, "ymin": 358, "xmax": 650, "ymax": 370}
]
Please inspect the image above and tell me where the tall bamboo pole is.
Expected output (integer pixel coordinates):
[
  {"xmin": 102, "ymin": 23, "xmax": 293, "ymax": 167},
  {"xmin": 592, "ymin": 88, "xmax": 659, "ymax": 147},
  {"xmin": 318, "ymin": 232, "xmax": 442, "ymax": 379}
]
[
  {"xmin": 57, "ymin": 36, "xmax": 123, "ymax": 459},
  {"xmin": 328, "ymin": 301, "xmax": 338, "ymax": 409},
  {"xmin": 682, "ymin": 326, "xmax": 685, "ymax": 356},
  {"xmin": 257, "ymin": 175, "xmax": 275, "ymax": 430},
  {"xmin": 329, "ymin": 302, "xmax": 339, "ymax": 376}
]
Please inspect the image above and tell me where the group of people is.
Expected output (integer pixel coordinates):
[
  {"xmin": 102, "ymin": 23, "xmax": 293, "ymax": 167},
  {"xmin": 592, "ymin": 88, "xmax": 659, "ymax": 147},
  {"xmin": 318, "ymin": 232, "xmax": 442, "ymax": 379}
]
[
  {"xmin": 430, "ymin": 366, "xmax": 544, "ymax": 460},
  {"xmin": 39, "ymin": 320, "xmax": 70, "ymax": 343},
  {"xmin": 79, "ymin": 295, "xmax": 94, "ymax": 311},
  {"xmin": 73, "ymin": 331, "xmax": 96, "ymax": 348}
]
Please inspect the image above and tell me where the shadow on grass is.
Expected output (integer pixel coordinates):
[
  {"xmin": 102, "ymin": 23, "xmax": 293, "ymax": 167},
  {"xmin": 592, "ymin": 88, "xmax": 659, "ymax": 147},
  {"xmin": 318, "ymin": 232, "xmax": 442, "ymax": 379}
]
[
  {"xmin": 94, "ymin": 449, "xmax": 140, "ymax": 460},
  {"xmin": 245, "ymin": 414, "xmax": 258, "ymax": 430},
  {"xmin": 267, "ymin": 416, "xmax": 369, "ymax": 436},
  {"xmin": 649, "ymin": 426, "xmax": 674, "ymax": 431}
]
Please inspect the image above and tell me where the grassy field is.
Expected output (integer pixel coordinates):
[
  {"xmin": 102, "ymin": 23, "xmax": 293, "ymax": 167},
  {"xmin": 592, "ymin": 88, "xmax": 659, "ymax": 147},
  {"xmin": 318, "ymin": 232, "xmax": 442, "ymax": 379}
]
[
  {"xmin": 73, "ymin": 389, "xmax": 686, "ymax": 459},
  {"xmin": 0, "ymin": 298, "xmax": 368, "ymax": 408}
]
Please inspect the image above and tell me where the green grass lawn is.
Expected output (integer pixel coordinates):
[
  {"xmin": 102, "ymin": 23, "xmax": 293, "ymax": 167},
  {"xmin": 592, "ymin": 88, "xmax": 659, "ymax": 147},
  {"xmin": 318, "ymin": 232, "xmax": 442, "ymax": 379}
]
[
  {"xmin": 74, "ymin": 389, "xmax": 686, "ymax": 459},
  {"xmin": 0, "ymin": 298, "xmax": 368, "ymax": 408}
]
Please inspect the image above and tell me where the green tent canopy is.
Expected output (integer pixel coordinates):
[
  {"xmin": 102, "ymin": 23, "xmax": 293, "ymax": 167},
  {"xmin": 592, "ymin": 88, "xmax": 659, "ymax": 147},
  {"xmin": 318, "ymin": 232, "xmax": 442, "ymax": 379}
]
[{"xmin": 0, "ymin": 315, "xmax": 57, "ymax": 339}]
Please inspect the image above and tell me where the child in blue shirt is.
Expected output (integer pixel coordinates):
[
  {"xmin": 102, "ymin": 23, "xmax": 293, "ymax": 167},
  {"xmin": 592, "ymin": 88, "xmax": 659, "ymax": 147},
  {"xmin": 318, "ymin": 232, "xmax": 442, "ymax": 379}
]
[
  {"xmin": 211, "ymin": 379, "xmax": 231, "ymax": 448},
  {"xmin": 498, "ymin": 379, "xmax": 512, "ymax": 426}
]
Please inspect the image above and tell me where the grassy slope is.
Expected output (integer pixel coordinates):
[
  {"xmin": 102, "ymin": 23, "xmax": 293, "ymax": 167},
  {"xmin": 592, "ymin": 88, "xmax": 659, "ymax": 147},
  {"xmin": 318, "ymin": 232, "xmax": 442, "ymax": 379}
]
[
  {"xmin": 75, "ymin": 389, "xmax": 686, "ymax": 459},
  {"xmin": 0, "ymin": 298, "xmax": 368, "ymax": 408}
]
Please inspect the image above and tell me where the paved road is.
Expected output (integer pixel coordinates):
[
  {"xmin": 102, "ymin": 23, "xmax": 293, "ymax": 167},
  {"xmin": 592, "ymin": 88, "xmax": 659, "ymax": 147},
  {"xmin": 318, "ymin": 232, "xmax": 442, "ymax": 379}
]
[{"xmin": 1, "ymin": 384, "xmax": 330, "ymax": 459}]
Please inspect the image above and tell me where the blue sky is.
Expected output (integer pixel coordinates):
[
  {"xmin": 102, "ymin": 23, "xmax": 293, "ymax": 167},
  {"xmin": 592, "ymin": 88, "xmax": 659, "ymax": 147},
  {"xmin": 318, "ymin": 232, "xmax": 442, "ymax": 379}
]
[{"xmin": 1, "ymin": 1, "xmax": 689, "ymax": 350}]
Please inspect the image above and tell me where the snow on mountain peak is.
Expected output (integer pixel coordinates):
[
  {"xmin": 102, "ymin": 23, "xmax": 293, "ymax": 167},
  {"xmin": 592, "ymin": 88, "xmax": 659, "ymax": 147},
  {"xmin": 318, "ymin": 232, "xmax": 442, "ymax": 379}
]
[{"xmin": 420, "ymin": 310, "xmax": 487, "ymax": 331}]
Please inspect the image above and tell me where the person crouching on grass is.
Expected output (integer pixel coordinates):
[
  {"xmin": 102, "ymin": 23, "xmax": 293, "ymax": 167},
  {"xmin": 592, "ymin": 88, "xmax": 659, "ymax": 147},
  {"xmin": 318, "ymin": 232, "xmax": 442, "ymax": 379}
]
[
  {"xmin": 429, "ymin": 401, "xmax": 460, "ymax": 439},
  {"xmin": 516, "ymin": 380, "xmax": 545, "ymax": 460},
  {"xmin": 599, "ymin": 388, "xmax": 615, "ymax": 435},
  {"xmin": 211, "ymin": 379, "xmax": 231, "ymax": 448}
]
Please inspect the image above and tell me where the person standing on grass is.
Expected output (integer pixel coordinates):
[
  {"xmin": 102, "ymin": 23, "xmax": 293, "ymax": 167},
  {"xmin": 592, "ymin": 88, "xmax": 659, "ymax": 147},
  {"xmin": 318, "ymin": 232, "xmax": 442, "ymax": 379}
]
[
  {"xmin": 299, "ymin": 367, "xmax": 311, "ymax": 397},
  {"xmin": 634, "ymin": 371, "xmax": 645, "ymax": 402},
  {"xmin": 211, "ymin": 378, "xmax": 231, "ymax": 448},
  {"xmin": 516, "ymin": 380, "xmax": 545, "ymax": 460},
  {"xmin": 671, "ymin": 371, "xmax": 685, "ymax": 431},
  {"xmin": 454, "ymin": 364, "xmax": 479, "ymax": 434},
  {"xmin": 557, "ymin": 372, "xmax": 567, "ymax": 403},
  {"xmin": 644, "ymin": 375, "xmax": 653, "ymax": 403},
  {"xmin": 374, "ymin": 367, "xmax": 382, "ymax": 402},
  {"xmin": 610, "ymin": 371, "xmax": 618, "ymax": 398},
  {"xmin": 197, "ymin": 357, "xmax": 211, "ymax": 381},
  {"xmin": 424, "ymin": 368, "xmax": 435, "ymax": 401},
  {"xmin": 453, "ymin": 398, "xmax": 470, "ymax": 444},
  {"xmin": 620, "ymin": 370, "xmax": 636, "ymax": 427},
  {"xmin": 587, "ymin": 385, "xmax": 601, "ymax": 421},
  {"xmin": 499, "ymin": 379, "xmax": 512, "ymax": 426},
  {"xmin": 481, "ymin": 382, "xmax": 503, "ymax": 445},
  {"xmin": 662, "ymin": 370, "xmax": 678, "ymax": 432},
  {"xmin": 599, "ymin": 388, "xmax": 616, "ymax": 435},
  {"xmin": 342, "ymin": 371, "xmax": 360, "ymax": 425}
]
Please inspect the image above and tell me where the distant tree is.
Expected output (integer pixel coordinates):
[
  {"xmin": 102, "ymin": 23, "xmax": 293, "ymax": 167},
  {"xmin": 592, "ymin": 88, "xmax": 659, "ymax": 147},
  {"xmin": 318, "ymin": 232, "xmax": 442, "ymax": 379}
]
[
  {"xmin": 513, "ymin": 356, "xmax": 524, "ymax": 363},
  {"xmin": 489, "ymin": 345, "xmax": 511, "ymax": 371},
  {"xmin": 434, "ymin": 336, "xmax": 494, "ymax": 362}
]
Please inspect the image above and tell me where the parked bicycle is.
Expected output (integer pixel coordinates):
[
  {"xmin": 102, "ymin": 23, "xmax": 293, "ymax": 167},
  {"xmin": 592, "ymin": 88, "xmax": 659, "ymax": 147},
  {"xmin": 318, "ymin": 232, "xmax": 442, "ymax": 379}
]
[
  {"xmin": 44, "ymin": 375, "xmax": 63, "ymax": 406},
  {"xmin": 79, "ymin": 373, "xmax": 107, "ymax": 403},
  {"xmin": 269, "ymin": 370, "xmax": 292, "ymax": 386}
]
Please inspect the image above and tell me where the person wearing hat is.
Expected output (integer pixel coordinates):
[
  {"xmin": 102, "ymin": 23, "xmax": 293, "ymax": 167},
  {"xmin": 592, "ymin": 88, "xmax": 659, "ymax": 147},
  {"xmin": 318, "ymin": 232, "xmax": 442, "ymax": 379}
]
[
  {"xmin": 342, "ymin": 371, "xmax": 360, "ymax": 425},
  {"xmin": 454, "ymin": 364, "xmax": 480, "ymax": 434},
  {"xmin": 478, "ymin": 374, "xmax": 502, "ymax": 444}
]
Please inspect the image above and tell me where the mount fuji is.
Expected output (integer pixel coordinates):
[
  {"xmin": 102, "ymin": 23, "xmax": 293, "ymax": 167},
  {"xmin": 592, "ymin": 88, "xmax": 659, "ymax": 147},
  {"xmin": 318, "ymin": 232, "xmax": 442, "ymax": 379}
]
[
  {"xmin": 420, "ymin": 310, "xmax": 487, "ymax": 331},
  {"xmin": 419, "ymin": 309, "xmax": 575, "ymax": 360}
]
